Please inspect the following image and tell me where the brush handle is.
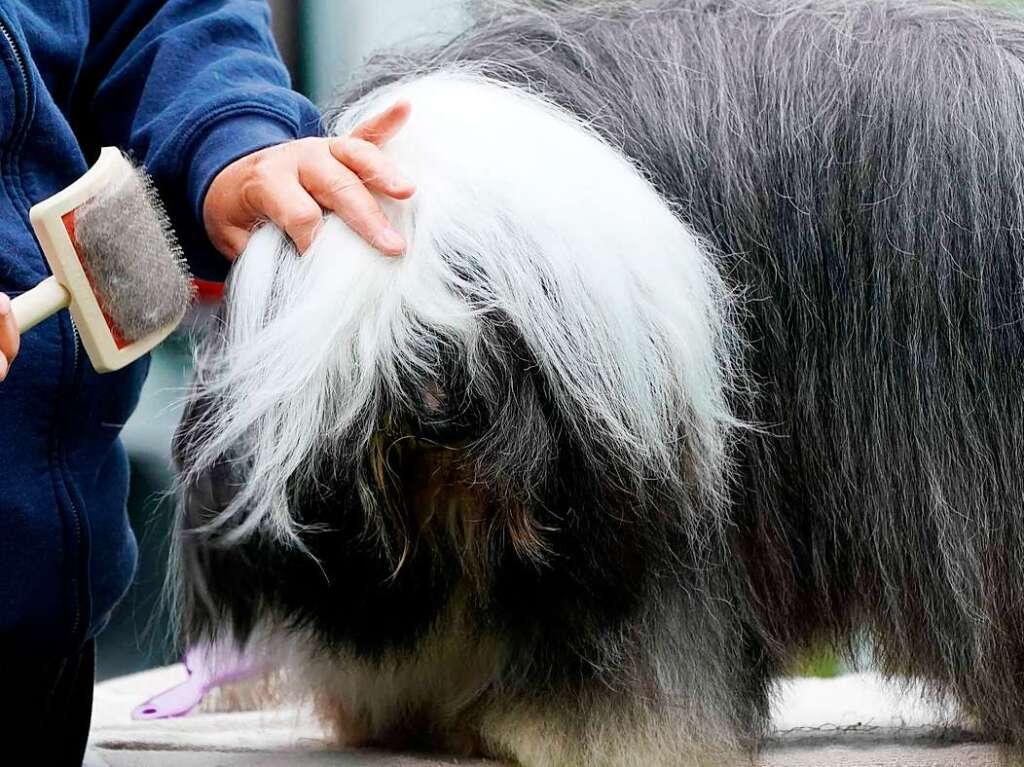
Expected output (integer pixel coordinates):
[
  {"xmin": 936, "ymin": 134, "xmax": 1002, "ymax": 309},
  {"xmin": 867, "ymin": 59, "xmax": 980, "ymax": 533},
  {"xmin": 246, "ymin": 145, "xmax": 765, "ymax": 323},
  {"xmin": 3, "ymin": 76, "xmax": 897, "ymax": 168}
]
[{"xmin": 11, "ymin": 275, "xmax": 71, "ymax": 333}]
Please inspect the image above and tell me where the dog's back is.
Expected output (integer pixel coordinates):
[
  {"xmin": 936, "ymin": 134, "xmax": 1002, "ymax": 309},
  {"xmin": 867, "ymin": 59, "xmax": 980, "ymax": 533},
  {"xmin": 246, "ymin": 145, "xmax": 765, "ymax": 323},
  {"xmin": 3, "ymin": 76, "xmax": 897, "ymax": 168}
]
[
  {"xmin": 409, "ymin": 0, "xmax": 1024, "ymax": 740},
  {"xmin": 176, "ymin": 1, "xmax": 1024, "ymax": 763}
]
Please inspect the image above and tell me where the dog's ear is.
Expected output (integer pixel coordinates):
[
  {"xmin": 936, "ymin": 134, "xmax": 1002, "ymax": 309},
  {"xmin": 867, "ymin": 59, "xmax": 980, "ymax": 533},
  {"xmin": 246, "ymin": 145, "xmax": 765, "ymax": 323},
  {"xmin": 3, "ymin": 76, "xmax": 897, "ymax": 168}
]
[
  {"xmin": 462, "ymin": 314, "xmax": 703, "ymax": 650},
  {"xmin": 448, "ymin": 309, "xmax": 695, "ymax": 579}
]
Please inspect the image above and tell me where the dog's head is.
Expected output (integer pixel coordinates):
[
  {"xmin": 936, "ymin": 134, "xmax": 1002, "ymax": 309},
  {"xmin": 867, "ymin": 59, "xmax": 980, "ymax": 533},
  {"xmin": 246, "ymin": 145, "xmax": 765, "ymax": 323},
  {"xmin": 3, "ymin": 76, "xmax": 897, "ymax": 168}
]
[{"xmin": 175, "ymin": 71, "xmax": 741, "ymax": 620}]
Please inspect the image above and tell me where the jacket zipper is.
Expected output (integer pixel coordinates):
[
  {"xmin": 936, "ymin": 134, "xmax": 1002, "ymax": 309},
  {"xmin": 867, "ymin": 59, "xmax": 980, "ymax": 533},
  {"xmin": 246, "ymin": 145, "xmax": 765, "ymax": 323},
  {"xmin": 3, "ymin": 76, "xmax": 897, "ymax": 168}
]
[
  {"xmin": 0, "ymin": 19, "xmax": 28, "ymax": 107},
  {"xmin": 63, "ymin": 318, "xmax": 84, "ymax": 644},
  {"xmin": 0, "ymin": 18, "xmax": 83, "ymax": 370},
  {"xmin": 2, "ymin": 13, "xmax": 85, "ymax": 645},
  {"xmin": 71, "ymin": 319, "xmax": 80, "ymax": 369}
]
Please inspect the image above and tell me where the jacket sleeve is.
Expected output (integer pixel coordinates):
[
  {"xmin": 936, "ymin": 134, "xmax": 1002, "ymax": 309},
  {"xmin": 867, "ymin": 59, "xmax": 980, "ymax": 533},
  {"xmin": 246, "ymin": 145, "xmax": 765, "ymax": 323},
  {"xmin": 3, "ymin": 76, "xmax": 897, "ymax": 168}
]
[{"xmin": 75, "ymin": 0, "xmax": 323, "ymax": 280}]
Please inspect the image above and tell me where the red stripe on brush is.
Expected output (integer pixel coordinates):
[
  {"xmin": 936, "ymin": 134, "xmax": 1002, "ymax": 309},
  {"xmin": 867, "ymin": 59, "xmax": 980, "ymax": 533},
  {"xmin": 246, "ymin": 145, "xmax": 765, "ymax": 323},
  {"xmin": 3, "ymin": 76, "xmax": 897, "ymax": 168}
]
[{"xmin": 192, "ymin": 278, "xmax": 225, "ymax": 302}]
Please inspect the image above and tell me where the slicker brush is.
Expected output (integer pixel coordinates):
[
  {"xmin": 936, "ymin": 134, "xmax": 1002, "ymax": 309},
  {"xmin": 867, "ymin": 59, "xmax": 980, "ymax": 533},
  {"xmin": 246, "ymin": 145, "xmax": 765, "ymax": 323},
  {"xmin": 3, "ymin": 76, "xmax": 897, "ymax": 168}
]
[{"xmin": 11, "ymin": 147, "xmax": 193, "ymax": 372}]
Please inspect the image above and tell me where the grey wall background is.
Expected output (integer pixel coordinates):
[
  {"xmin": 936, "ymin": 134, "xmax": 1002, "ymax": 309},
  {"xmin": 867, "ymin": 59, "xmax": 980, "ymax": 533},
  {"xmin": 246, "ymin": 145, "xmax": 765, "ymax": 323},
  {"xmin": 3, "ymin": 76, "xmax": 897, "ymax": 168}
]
[
  {"xmin": 97, "ymin": 0, "xmax": 468, "ymax": 681},
  {"xmin": 268, "ymin": 0, "xmax": 469, "ymax": 102},
  {"xmin": 299, "ymin": 0, "xmax": 469, "ymax": 104}
]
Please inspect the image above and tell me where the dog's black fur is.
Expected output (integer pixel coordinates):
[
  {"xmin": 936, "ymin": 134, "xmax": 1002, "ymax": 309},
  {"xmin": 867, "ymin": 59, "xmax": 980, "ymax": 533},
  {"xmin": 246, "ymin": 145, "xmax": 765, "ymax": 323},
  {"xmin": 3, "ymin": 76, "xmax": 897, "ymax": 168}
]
[{"xmin": 174, "ymin": 1, "xmax": 1024, "ymax": 762}]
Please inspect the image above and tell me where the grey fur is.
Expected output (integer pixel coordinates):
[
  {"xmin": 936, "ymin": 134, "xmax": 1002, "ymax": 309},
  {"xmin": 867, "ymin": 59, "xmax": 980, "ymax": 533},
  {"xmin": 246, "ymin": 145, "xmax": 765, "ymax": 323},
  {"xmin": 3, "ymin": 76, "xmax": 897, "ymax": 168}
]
[
  {"xmin": 361, "ymin": 0, "xmax": 1024, "ymax": 740},
  {"xmin": 75, "ymin": 163, "xmax": 192, "ymax": 341},
  {"xmin": 176, "ymin": 0, "xmax": 1024, "ymax": 763}
]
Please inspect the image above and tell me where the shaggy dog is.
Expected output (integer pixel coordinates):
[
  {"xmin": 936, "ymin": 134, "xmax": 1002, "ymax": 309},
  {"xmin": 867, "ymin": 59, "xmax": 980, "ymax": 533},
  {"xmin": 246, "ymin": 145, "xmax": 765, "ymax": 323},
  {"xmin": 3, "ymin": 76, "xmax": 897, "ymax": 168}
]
[{"xmin": 172, "ymin": 0, "xmax": 1024, "ymax": 763}]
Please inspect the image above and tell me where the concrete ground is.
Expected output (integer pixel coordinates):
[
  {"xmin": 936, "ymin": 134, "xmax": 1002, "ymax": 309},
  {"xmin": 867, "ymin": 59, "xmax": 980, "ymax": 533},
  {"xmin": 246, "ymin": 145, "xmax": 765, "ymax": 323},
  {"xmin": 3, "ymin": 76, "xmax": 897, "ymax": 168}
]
[{"xmin": 86, "ymin": 666, "xmax": 997, "ymax": 766}]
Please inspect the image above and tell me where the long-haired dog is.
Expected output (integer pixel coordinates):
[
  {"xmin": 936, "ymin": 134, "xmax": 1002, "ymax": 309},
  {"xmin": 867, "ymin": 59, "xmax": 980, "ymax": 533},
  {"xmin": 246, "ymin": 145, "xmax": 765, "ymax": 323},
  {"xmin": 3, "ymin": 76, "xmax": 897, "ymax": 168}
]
[{"xmin": 171, "ymin": 0, "xmax": 1024, "ymax": 764}]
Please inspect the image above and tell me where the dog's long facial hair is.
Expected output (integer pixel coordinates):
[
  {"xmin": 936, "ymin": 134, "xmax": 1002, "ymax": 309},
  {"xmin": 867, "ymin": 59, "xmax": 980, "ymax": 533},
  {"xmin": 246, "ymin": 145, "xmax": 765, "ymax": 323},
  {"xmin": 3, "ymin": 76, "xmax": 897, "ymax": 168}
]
[{"xmin": 172, "ymin": 1, "xmax": 1024, "ymax": 765}]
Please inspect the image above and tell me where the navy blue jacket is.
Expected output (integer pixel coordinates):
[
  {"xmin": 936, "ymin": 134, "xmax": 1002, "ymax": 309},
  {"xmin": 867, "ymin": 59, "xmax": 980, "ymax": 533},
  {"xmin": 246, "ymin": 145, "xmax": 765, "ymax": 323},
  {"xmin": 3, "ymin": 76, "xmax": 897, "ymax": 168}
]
[{"xmin": 0, "ymin": 0, "xmax": 320, "ymax": 655}]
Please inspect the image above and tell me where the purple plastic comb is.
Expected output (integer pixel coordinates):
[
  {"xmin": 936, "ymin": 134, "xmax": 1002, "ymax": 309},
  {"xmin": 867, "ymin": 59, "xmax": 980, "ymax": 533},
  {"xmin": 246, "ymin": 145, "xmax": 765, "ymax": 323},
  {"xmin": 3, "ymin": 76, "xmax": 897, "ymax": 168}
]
[{"xmin": 131, "ymin": 643, "xmax": 268, "ymax": 720}]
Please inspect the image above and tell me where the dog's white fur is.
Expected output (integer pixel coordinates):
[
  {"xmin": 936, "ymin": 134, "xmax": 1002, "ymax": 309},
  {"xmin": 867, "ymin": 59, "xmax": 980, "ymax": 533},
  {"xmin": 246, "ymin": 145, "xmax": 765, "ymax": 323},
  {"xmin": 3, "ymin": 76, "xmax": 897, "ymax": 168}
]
[{"xmin": 187, "ymin": 70, "xmax": 738, "ymax": 545}]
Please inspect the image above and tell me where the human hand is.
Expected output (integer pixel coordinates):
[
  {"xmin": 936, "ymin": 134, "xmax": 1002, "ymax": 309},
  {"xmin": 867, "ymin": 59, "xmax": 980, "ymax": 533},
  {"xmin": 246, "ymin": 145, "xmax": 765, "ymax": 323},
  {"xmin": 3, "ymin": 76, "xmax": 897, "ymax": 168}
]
[
  {"xmin": 0, "ymin": 294, "xmax": 20, "ymax": 382},
  {"xmin": 203, "ymin": 101, "xmax": 416, "ymax": 259}
]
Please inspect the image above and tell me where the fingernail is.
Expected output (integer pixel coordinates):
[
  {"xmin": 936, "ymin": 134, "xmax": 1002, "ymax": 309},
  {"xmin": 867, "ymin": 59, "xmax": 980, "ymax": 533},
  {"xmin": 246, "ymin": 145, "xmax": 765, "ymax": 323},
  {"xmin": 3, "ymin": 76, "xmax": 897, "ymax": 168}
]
[
  {"xmin": 378, "ymin": 229, "xmax": 406, "ymax": 254},
  {"xmin": 0, "ymin": 294, "xmax": 11, "ymax": 316},
  {"xmin": 391, "ymin": 173, "xmax": 414, "ymax": 190}
]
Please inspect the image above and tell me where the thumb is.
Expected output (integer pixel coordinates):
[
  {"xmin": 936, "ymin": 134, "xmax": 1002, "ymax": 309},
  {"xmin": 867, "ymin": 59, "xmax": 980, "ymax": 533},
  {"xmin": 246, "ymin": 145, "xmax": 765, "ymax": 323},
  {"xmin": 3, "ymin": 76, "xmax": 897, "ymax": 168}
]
[{"xmin": 0, "ymin": 294, "xmax": 21, "ymax": 381}]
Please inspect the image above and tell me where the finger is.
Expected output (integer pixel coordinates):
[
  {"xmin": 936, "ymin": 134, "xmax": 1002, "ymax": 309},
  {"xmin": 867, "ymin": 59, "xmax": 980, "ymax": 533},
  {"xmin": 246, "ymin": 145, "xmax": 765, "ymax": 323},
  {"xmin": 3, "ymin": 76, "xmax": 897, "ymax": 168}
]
[
  {"xmin": 249, "ymin": 179, "xmax": 324, "ymax": 254},
  {"xmin": 0, "ymin": 294, "xmax": 20, "ymax": 366},
  {"xmin": 0, "ymin": 352, "xmax": 7, "ymax": 382},
  {"xmin": 328, "ymin": 137, "xmax": 415, "ymax": 199},
  {"xmin": 301, "ymin": 159, "xmax": 406, "ymax": 256},
  {"xmin": 350, "ymin": 101, "xmax": 412, "ymax": 147},
  {"xmin": 210, "ymin": 225, "xmax": 254, "ymax": 262}
]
